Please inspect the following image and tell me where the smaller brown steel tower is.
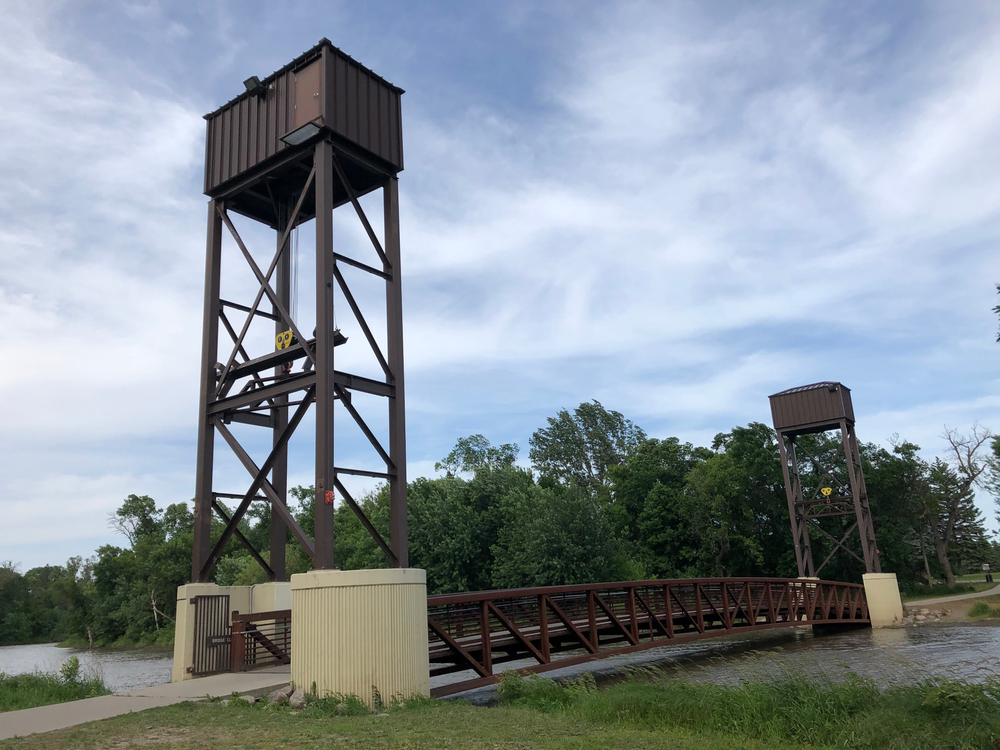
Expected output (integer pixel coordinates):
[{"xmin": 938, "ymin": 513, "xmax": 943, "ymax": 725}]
[{"xmin": 769, "ymin": 382, "xmax": 881, "ymax": 578}]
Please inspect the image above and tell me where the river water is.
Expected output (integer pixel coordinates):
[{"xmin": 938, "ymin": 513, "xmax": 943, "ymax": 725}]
[
  {"xmin": 3, "ymin": 624, "xmax": 998, "ymax": 696},
  {"xmin": 0, "ymin": 643, "xmax": 173, "ymax": 693},
  {"xmin": 434, "ymin": 622, "xmax": 1000, "ymax": 697},
  {"xmin": 559, "ymin": 622, "xmax": 1000, "ymax": 688}
]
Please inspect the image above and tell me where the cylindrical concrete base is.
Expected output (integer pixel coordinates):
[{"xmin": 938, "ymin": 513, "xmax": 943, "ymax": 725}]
[
  {"xmin": 863, "ymin": 572, "xmax": 904, "ymax": 628},
  {"xmin": 291, "ymin": 568, "xmax": 429, "ymax": 705}
]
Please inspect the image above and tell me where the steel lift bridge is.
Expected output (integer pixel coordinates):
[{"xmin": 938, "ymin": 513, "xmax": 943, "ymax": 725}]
[{"xmin": 187, "ymin": 41, "xmax": 877, "ymax": 697}]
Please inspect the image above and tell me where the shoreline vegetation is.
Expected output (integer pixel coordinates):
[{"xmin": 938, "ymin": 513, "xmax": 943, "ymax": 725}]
[
  {"xmin": 4, "ymin": 669, "xmax": 1000, "ymax": 749},
  {"xmin": 54, "ymin": 629, "xmax": 174, "ymax": 650},
  {"xmin": 0, "ymin": 658, "xmax": 109, "ymax": 713},
  {"xmin": 3, "ymin": 408, "xmax": 999, "ymax": 656}
]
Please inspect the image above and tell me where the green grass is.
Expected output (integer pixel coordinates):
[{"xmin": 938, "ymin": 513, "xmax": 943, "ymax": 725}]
[
  {"xmin": 5, "ymin": 670, "xmax": 1000, "ymax": 749},
  {"xmin": 0, "ymin": 658, "xmax": 110, "ymax": 712},
  {"xmin": 497, "ymin": 671, "xmax": 1000, "ymax": 750},
  {"xmin": 900, "ymin": 581, "xmax": 997, "ymax": 601},
  {"xmin": 0, "ymin": 697, "xmax": 811, "ymax": 750},
  {"xmin": 968, "ymin": 601, "xmax": 1000, "ymax": 619}
]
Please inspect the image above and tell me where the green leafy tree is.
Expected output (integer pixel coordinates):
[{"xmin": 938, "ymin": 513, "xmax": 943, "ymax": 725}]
[
  {"xmin": 530, "ymin": 401, "xmax": 646, "ymax": 491},
  {"xmin": 491, "ymin": 484, "xmax": 621, "ymax": 588},
  {"xmin": 435, "ymin": 434, "xmax": 519, "ymax": 475}
]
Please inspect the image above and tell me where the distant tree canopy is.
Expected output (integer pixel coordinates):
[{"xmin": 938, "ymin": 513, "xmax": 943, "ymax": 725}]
[{"xmin": 1, "ymin": 406, "xmax": 997, "ymax": 646}]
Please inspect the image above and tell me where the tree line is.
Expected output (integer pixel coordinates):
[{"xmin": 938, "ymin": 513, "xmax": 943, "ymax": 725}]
[{"xmin": 2, "ymin": 401, "xmax": 998, "ymax": 647}]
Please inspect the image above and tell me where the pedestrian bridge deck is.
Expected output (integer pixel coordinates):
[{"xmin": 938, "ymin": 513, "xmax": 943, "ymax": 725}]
[{"xmin": 427, "ymin": 577, "xmax": 869, "ymax": 696}]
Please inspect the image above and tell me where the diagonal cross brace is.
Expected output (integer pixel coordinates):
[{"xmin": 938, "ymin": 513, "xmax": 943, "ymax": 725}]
[
  {"xmin": 199, "ymin": 388, "xmax": 316, "ymax": 579},
  {"xmin": 811, "ymin": 520, "xmax": 865, "ymax": 573},
  {"xmin": 330, "ymin": 152, "xmax": 390, "ymax": 270},
  {"xmin": 218, "ymin": 309, "xmax": 274, "ymax": 404},
  {"xmin": 213, "ymin": 414, "xmax": 317, "ymax": 563},
  {"xmin": 218, "ymin": 206, "xmax": 315, "ymax": 374},
  {"xmin": 333, "ymin": 384, "xmax": 394, "ymax": 470},
  {"xmin": 216, "ymin": 170, "xmax": 315, "ymax": 388},
  {"xmin": 212, "ymin": 500, "xmax": 275, "ymax": 580},
  {"xmin": 216, "ymin": 175, "xmax": 315, "ymax": 390},
  {"xmin": 332, "ymin": 265, "xmax": 392, "ymax": 380},
  {"xmin": 332, "ymin": 477, "xmax": 398, "ymax": 566},
  {"xmin": 814, "ymin": 521, "xmax": 859, "ymax": 576}
]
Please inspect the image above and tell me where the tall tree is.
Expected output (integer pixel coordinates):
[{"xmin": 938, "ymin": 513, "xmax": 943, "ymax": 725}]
[
  {"xmin": 435, "ymin": 434, "xmax": 519, "ymax": 475},
  {"xmin": 491, "ymin": 483, "xmax": 621, "ymax": 588},
  {"xmin": 529, "ymin": 401, "xmax": 646, "ymax": 491}
]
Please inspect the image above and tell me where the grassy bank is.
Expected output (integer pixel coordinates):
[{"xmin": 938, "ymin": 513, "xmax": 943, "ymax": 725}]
[
  {"xmin": 0, "ymin": 658, "xmax": 110, "ymax": 713},
  {"xmin": 499, "ymin": 671, "xmax": 1000, "ymax": 749},
  {"xmin": 969, "ymin": 600, "xmax": 1000, "ymax": 618},
  {"xmin": 900, "ymin": 581, "xmax": 997, "ymax": 601},
  {"xmin": 4, "ymin": 670, "xmax": 1000, "ymax": 749}
]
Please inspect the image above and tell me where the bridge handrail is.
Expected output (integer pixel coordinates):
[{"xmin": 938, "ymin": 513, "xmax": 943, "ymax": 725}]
[
  {"xmin": 428, "ymin": 577, "xmax": 863, "ymax": 606},
  {"xmin": 230, "ymin": 609, "xmax": 291, "ymax": 673},
  {"xmin": 427, "ymin": 577, "xmax": 869, "ymax": 697}
]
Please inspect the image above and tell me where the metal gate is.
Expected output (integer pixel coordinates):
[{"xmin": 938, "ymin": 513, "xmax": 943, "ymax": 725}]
[{"xmin": 191, "ymin": 594, "xmax": 230, "ymax": 676}]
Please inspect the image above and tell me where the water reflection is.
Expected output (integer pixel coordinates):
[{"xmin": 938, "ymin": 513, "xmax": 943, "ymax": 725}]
[{"xmin": 0, "ymin": 643, "xmax": 173, "ymax": 692}]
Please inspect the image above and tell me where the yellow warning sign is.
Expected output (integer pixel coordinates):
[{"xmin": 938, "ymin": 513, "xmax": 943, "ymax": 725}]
[
  {"xmin": 275, "ymin": 330, "xmax": 293, "ymax": 350},
  {"xmin": 820, "ymin": 487, "xmax": 833, "ymax": 497}
]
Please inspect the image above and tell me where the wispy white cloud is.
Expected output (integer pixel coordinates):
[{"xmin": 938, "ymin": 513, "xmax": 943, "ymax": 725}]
[{"xmin": 2, "ymin": 1, "xmax": 1000, "ymax": 569}]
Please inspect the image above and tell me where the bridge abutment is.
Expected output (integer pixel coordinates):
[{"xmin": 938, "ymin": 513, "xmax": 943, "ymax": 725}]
[
  {"xmin": 291, "ymin": 568, "xmax": 429, "ymax": 705},
  {"xmin": 862, "ymin": 573, "xmax": 903, "ymax": 627},
  {"xmin": 172, "ymin": 581, "xmax": 291, "ymax": 682}
]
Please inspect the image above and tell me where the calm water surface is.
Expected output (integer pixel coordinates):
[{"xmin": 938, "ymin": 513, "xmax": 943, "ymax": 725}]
[
  {"xmin": 583, "ymin": 623, "xmax": 1000, "ymax": 688},
  {"xmin": 438, "ymin": 623, "xmax": 1000, "ymax": 696},
  {"xmin": 4, "ymin": 624, "xmax": 998, "ymax": 696},
  {"xmin": 0, "ymin": 643, "xmax": 173, "ymax": 692}
]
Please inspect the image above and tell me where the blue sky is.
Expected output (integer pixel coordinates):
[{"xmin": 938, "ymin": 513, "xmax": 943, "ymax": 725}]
[{"xmin": 2, "ymin": 1, "xmax": 999, "ymax": 570}]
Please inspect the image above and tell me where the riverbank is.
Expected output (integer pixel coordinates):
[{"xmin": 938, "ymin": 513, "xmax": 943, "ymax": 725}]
[
  {"xmin": 3, "ymin": 671, "xmax": 999, "ymax": 750},
  {"xmin": 0, "ymin": 643, "xmax": 173, "ymax": 695},
  {"xmin": 55, "ymin": 629, "xmax": 173, "ymax": 650},
  {"xmin": 0, "ymin": 659, "xmax": 109, "ymax": 713},
  {"xmin": 901, "ymin": 592, "xmax": 1000, "ymax": 625}
]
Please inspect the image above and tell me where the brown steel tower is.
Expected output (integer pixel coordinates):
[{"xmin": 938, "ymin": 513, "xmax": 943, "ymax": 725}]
[
  {"xmin": 769, "ymin": 382, "xmax": 881, "ymax": 578},
  {"xmin": 191, "ymin": 40, "xmax": 408, "ymax": 582}
]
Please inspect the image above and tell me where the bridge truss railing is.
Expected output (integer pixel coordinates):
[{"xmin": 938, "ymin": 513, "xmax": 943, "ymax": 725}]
[
  {"xmin": 230, "ymin": 609, "xmax": 292, "ymax": 672},
  {"xmin": 427, "ymin": 577, "xmax": 868, "ymax": 697}
]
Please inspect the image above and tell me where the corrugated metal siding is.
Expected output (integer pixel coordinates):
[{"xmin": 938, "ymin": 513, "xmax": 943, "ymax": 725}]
[
  {"xmin": 324, "ymin": 50, "xmax": 404, "ymax": 170},
  {"xmin": 204, "ymin": 42, "xmax": 403, "ymax": 196},
  {"xmin": 204, "ymin": 65, "xmax": 298, "ymax": 193},
  {"xmin": 291, "ymin": 571, "xmax": 429, "ymax": 705},
  {"xmin": 769, "ymin": 383, "xmax": 851, "ymax": 432}
]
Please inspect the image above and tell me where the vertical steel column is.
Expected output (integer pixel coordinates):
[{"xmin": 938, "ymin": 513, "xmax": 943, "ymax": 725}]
[
  {"xmin": 313, "ymin": 140, "xmax": 336, "ymax": 569},
  {"xmin": 777, "ymin": 433, "xmax": 810, "ymax": 578},
  {"xmin": 269, "ymin": 199, "xmax": 291, "ymax": 580},
  {"xmin": 841, "ymin": 421, "xmax": 881, "ymax": 573},
  {"xmin": 789, "ymin": 439, "xmax": 816, "ymax": 577},
  {"xmin": 384, "ymin": 176, "xmax": 409, "ymax": 567},
  {"xmin": 192, "ymin": 200, "xmax": 223, "ymax": 582}
]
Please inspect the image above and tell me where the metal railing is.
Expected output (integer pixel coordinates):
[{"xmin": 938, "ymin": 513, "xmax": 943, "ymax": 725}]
[
  {"xmin": 230, "ymin": 609, "xmax": 291, "ymax": 672},
  {"xmin": 427, "ymin": 577, "xmax": 868, "ymax": 697}
]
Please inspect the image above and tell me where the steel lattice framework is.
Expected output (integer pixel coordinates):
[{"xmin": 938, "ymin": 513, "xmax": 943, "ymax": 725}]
[
  {"xmin": 769, "ymin": 382, "xmax": 881, "ymax": 577},
  {"xmin": 191, "ymin": 40, "xmax": 408, "ymax": 581}
]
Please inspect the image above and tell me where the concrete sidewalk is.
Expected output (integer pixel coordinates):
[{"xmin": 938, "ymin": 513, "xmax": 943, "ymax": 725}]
[
  {"xmin": 0, "ymin": 665, "xmax": 291, "ymax": 741},
  {"xmin": 905, "ymin": 583, "xmax": 1000, "ymax": 606}
]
